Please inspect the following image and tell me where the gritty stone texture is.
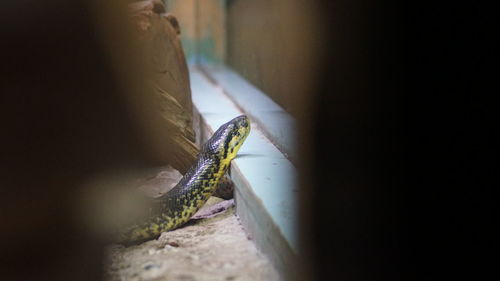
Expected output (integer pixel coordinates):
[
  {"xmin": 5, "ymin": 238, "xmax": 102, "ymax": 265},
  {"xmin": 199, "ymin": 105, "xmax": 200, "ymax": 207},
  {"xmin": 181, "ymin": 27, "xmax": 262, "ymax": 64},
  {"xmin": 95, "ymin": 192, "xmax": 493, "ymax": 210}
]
[
  {"xmin": 104, "ymin": 199, "xmax": 280, "ymax": 281},
  {"xmin": 137, "ymin": 165, "xmax": 182, "ymax": 198}
]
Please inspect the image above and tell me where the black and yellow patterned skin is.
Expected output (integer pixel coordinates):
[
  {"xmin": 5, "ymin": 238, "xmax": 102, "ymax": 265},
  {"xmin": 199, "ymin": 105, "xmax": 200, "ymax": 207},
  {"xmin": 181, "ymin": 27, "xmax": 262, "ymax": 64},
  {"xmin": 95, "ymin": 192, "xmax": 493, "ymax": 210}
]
[{"xmin": 117, "ymin": 115, "xmax": 250, "ymax": 244}]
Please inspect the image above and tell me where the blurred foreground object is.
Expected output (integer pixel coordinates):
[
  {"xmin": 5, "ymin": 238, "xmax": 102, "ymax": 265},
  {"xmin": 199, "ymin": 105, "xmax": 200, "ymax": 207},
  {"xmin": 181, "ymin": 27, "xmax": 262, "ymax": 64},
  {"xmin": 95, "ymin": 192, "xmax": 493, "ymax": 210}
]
[{"xmin": 0, "ymin": 0, "xmax": 200, "ymax": 280}]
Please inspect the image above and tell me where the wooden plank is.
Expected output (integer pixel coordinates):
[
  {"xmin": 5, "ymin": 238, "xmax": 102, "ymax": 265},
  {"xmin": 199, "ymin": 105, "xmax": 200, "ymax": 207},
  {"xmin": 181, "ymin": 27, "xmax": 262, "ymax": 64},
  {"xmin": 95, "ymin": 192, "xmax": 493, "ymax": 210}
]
[
  {"xmin": 226, "ymin": 0, "xmax": 318, "ymax": 116},
  {"xmin": 166, "ymin": 0, "xmax": 226, "ymax": 64},
  {"xmin": 165, "ymin": 0, "xmax": 197, "ymax": 62}
]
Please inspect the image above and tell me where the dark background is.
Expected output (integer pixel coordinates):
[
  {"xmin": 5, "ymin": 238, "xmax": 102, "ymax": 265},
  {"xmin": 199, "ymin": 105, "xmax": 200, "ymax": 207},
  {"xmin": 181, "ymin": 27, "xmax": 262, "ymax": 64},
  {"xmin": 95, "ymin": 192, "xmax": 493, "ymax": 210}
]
[{"xmin": 307, "ymin": 1, "xmax": 497, "ymax": 280}]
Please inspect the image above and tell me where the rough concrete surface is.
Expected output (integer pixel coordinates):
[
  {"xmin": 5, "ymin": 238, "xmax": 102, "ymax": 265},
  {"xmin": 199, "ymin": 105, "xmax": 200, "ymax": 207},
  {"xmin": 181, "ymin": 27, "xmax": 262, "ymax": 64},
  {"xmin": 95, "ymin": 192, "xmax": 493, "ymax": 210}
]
[{"xmin": 104, "ymin": 198, "xmax": 280, "ymax": 281}]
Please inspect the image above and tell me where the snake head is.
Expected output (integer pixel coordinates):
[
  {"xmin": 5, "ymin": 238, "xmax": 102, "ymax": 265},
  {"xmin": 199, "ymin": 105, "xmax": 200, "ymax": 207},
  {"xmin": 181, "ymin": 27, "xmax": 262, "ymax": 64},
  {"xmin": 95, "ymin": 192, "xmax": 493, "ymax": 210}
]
[{"xmin": 202, "ymin": 115, "xmax": 251, "ymax": 160}]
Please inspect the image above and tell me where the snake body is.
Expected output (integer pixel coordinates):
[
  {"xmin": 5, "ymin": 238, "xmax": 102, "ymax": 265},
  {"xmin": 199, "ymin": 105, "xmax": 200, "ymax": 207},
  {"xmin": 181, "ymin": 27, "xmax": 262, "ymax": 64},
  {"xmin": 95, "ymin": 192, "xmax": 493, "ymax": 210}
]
[{"xmin": 118, "ymin": 115, "xmax": 250, "ymax": 244}]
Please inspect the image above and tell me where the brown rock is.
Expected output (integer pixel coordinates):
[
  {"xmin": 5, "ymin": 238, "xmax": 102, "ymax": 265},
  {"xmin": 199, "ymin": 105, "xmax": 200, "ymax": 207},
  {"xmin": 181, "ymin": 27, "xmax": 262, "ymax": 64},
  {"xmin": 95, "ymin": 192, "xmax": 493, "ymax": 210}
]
[{"xmin": 129, "ymin": 1, "xmax": 198, "ymax": 173}]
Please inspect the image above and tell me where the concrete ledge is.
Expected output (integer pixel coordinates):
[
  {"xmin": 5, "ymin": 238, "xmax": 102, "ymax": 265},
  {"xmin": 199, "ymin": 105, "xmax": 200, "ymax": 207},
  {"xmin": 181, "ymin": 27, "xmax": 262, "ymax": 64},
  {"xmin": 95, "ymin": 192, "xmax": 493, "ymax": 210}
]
[
  {"xmin": 199, "ymin": 65, "xmax": 296, "ymax": 161},
  {"xmin": 190, "ymin": 66, "xmax": 298, "ymax": 280}
]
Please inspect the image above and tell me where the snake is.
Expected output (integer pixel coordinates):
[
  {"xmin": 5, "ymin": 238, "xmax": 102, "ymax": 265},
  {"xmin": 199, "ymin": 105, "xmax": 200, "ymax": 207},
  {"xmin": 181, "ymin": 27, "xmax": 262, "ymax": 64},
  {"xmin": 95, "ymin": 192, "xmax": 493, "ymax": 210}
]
[{"xmin": 116, "ymin": 115, "xmax": 250, "ymax": 244}]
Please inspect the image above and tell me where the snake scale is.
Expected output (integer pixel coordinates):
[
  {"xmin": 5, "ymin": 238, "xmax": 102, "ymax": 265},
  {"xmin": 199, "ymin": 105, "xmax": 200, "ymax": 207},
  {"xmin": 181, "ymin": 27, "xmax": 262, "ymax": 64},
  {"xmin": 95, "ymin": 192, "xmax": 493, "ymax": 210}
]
[{"xmin": 117, "ymin": 115, "xmax": 250, "ymax": 244}]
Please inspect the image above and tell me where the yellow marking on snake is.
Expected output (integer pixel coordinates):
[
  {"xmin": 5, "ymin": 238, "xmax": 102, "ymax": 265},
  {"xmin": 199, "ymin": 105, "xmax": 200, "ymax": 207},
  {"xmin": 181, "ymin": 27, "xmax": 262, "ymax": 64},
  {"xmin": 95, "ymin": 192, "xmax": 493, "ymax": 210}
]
[{"xmin": 117, "ymin": 115, "xmax": 250, "ymax": 244}]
